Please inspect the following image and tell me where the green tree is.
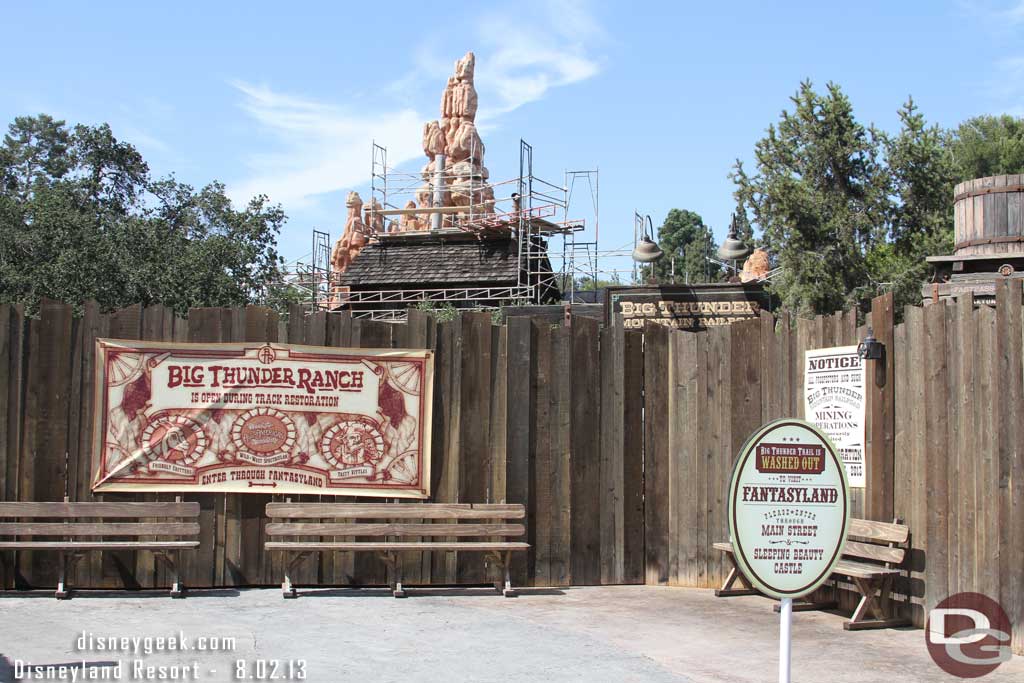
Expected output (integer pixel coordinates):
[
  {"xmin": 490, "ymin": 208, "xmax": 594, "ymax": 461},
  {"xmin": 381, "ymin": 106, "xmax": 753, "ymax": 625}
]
[
  {"xmin": 651, "ymin": 209, "xmax": 721, "ymax": 284},
  {"xmin": 0, "ymin": 114, "xmax": 286, "ymax": 315},
  {"xmin": 869, "ymin": 98, "xmax": 956, "ymax": 308},
  {"xmin": 71, "ymin": 122, "xmax": 149, "ymax": 220},
  {"xmin": 574, "ymin": 273, "xmax": 622, "ymax": 291},
  {"xmin": 729, "ymin": 204, "xmax": 754, "ymax": 246},
  {"xmin": 0, "ymin": 114, "xmax": 71, "ymax": 200},
  {"xmin": 731, "ymin": 81, "xmax": 890, "ymax": 315},
  {"xmin": 949, "ymin": 114, "xmax": 1024, "ymax": 180}
]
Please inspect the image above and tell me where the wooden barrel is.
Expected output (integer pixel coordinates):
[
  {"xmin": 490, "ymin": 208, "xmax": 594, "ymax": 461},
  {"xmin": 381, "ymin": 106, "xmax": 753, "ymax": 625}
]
[{"xmin": 954, "ymin": 174, "xmax": 1024, "ymax": 256}]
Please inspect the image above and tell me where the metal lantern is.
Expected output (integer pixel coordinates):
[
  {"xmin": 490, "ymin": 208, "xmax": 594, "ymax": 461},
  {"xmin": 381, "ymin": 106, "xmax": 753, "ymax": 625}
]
[
  {"xmin": 857, "ymin": 327, "xmax": 884, "ymax": 360},
  {"xmin": 718, "ymin": 210, "xmax": 753, "ymax": 265},
  {"xmin": 632, "ymin": 215, "xmax": 664, "ymax": 263},
  {"xmin": 632, "ymin": 235, "xmax": 664, "ymax": 263}
]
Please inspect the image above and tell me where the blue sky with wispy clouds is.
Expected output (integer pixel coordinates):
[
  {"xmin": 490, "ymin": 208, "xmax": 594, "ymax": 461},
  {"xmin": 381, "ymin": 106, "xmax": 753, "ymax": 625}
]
[{"xmin": 3, "ymin": 1, "xmax": 1023, "ymax": 273}]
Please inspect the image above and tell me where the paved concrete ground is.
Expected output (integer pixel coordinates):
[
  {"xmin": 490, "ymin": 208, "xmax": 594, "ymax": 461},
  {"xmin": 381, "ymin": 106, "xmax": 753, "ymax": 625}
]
[{"xmin": 1, "ymin": 585, "xmax": 1022, "ymax": 682}]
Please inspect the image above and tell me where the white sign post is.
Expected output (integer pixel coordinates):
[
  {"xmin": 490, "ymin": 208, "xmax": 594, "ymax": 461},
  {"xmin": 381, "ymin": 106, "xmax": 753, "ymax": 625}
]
[
  {"xmin": 803, "ymin": 346, "xmax": 866, "ymax": 487},
  {"xmin": 727, "ymin": 419, "xmax": 851, "ymax": 683}
]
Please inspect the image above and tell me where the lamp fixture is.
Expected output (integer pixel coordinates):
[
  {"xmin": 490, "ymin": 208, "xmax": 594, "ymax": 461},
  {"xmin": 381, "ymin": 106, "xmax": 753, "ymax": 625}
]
[
  {"xmin": 717, "ymin": 212, "xmax": 753, "ymax": 262},
  {"xmin": 632, "ymin": 215, "xmax": 664, "ymax": 263},
  {"xmin": 857, "ymin": 327, "xmax": 884, "ymax": 360}
]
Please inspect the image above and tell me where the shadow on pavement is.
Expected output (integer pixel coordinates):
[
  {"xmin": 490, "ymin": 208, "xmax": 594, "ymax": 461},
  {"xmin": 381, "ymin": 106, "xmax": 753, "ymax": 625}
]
[
  {"xmin": 0, "ymin": 588, "xmax": 240, "ymax": 600},
  {"xmin": 290, "ymin": 586, "xmax": 567, "ymax": 598}
]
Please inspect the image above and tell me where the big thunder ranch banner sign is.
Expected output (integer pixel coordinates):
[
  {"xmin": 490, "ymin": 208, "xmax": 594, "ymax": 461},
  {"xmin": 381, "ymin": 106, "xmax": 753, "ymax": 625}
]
[{"xmin": 91, "ymin": 339, "xmax": 433, "ymax": 498}]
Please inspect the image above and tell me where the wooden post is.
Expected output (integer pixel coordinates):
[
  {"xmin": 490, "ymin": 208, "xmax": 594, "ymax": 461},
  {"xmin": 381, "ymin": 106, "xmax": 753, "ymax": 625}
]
[
  {"xmin": 506, "ymin": 317, "xmax": 532, "ymax": 586},
  {"xmin": 866, "ymin": 292, "xmax": 895, "ymax": 521},
  {"xmin": 923, "ymin": 301, "xmax": 950, "ymax": 616},
  {"xmin": 995, "ymin": 279, "xmax": 1024, "ymax": 654},
  {"xmin": 569, "ymin": 316, "xmax": 601, "ymax": 586},
  {"xmin": 643, "ymin": 322, "xmax": 670, "ymax": 585},
  {"xmin": 622, "ymin": 330, "xmax": 645, "ymax": 585}
]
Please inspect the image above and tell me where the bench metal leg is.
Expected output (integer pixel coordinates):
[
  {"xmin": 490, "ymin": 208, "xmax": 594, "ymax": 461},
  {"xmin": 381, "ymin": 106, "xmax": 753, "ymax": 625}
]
[
  {"xmin": 281, "ymin": 571, "xmax": 295, "ymax": 599},
  {"xmin": 53, "ymin": 552, "xmax": 85, "ymax": 600},
  {"xmin": 379, "ymin": 552, "xmax": 406, "ymax": 598},
  {"xmin": 55, "ymin": 552, "xmax": 70, "ymax": 600},
  {"xmin": 488, "ymin": 551, "xmax": 517, "ymax": 597},
  {"xmin": 282, "ymin": 551, "xmax": 313, "ymax": 599},
  {"xmin": 501, "ymin": 551, "xmax": 516, "ymax": 597},
  {"xmin": 155, "ymin": 550, "xmax": 185, "ymax": 598},
  {"xmin": 714, "ymin": 559, "xmax": 758, "ymax": 598}
]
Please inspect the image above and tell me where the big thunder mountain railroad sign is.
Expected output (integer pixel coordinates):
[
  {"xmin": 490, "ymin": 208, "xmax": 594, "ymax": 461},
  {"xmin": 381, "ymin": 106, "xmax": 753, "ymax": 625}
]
[
  {"xmin": 604, "ymin": 284, "xmax": 773, "ymax": 331},
  {"xmin": 91, "ymin": 339, "xmax": 433, "ymax": 498}
]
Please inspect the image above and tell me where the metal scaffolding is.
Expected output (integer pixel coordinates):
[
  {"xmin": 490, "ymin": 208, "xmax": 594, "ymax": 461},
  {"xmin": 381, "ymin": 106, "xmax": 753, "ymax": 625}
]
[
  {"xmin": 277, "ymin": 229, "xmax": 332, "ymax": 310},
  {"xmin": 275, "ymin": 139, "xmax": 603, "ymax": 320}
]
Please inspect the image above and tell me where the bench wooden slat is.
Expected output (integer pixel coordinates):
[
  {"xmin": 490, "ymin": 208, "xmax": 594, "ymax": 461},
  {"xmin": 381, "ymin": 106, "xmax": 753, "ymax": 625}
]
[
  {"xmin": 0, "ymin": 502, "xmax": 200, "ymax": 518},
  {"xmin": 832, "ymin": 559, "xmax": 901, "ymax": 578},
  {"xmin": 714, "ymin": 541, "xmax": 905, "ymax": 570},
  {"xmin": 0, "ymin": 541, "xmax": 199, "ymax": 550},
  {"xmin": 0, "ymin": 523, "xmax": 200, "ymax": 537},
  {"xmin": 843, "ymin": 540, "xmax": 904, "ymax": 565},
  {"xmin": 847, "ymin": 518, "xmax": 908, "ymax": 544},
  {"xmin": 265, "ymin": 523, "xmax": 524, "ymax": 537},
  {"xmin": 266, "ymin": 503, "xmax": 525, "ymax": 520},
  {"xmin": 265, "ymin": 541, "xmax": 530, "ymax": 551}
]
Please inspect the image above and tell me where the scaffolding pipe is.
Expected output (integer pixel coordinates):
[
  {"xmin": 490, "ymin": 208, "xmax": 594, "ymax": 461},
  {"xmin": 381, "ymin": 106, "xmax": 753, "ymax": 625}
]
[{"xmin": 432, "ymin": 154, "xmax": 446, "ymax": 231}]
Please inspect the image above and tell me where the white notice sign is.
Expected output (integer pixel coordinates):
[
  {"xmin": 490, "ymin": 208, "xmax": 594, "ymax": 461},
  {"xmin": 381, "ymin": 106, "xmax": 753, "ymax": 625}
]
[{"xmin": 803, "ymin": 346, "xmax": 866, "ymax": 488}]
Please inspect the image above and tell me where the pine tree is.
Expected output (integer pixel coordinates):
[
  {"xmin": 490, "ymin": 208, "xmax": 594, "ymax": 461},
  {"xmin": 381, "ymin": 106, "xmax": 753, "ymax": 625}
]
[
  {"xmin": 868, "ymin": 98, "xmax": 956, "ymax": 308},
  {"xmin": 651, "ymin": 209, "xmax": 720, "ymax": 284},
  {"xmin": 730, "ymin": 81, "xmax": 889, "ymax": 315},
  {"xmin": 950, "ymin": 114, "xmax": 1024, "ymax": 180}
]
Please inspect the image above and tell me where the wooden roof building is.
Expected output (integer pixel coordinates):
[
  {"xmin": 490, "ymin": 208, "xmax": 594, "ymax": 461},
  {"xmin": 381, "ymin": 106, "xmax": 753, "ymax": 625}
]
[{"xmin": 335, "ymin": 232, "xmax": 560, "ymax": 318}]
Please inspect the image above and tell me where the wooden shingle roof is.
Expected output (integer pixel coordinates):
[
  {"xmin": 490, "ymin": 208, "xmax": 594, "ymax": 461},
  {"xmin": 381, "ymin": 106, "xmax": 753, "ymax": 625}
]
[{"xmin": 337, "ymin": 238, "xmax": 523, "ymax": 288}]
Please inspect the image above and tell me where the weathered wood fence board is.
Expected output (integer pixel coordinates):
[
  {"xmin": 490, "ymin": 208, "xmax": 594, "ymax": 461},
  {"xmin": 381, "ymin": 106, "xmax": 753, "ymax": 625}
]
[{"xmin": 2, "ymin": 293, "xmax": 1023, "ymax": 655}]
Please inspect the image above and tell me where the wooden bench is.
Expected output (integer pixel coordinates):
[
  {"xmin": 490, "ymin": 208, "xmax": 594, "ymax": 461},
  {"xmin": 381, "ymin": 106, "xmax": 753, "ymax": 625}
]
[
  {"xmin": 713, "ymin": 517, "xmax": 912, "ymax": 630},
  {"xmin": 265, "ymin": 502, "xmax": 529, "ymax": 598},
  {"xmin": 0, "ymin": 500, "xmax": 201, "ymax": 599}
]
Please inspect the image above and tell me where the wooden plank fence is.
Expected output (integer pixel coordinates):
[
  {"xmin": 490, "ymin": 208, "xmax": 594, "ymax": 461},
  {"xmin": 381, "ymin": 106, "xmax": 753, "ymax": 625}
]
[{"xmin": 1, "ymin": 289, "xmax": 1023, "ymax": 655}]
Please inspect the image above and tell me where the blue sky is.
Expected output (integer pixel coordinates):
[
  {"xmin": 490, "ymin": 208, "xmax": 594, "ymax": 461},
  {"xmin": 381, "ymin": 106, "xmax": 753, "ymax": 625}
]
[{"xmin": 3, "ymin": 1, "xmax": 1024, "ymax": 276}]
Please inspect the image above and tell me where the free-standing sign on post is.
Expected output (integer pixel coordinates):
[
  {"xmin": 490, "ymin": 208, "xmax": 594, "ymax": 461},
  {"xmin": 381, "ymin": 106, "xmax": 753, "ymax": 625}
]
[{"xmin": 728, "ymin": 419, "xmax": 851, "ymax": 683}]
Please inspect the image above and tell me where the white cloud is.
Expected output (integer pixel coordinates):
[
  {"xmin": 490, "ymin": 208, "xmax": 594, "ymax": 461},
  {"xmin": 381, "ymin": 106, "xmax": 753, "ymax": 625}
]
[
  {"xmin": 227, "ymin": 0, "xmax": 604, "ymax": 209},
  {"xmin": 120, "ymin": 126, "xmax": 171, "ymax": 155},
  {"xmin": 227, "ymin": 81, "xmax": 422, "ymax": 208},
  {"xmin": 475, "ymin": 0, "xmax": 604, "ymax": 120}
]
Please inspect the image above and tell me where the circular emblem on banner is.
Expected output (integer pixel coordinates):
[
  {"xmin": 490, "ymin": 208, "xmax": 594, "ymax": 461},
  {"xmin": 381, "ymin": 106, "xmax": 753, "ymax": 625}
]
[
  {"xmin": 321, "ymin": 417, "xmax": 386, "ymax": 469},
  {"xmin": 142, "ymin": 414, "xmax": 206, "ymax": 465},
  {"xmin": 108, "ymin": 351, "xmax": 147, "ymax": 387},
  {"xmin": 728, "ymin": 418, "xmax": 850, "ymax": 600},
  {"xmin": 386, "ymin": 361, "xmax": 422, "ymax": 396},
  {"xmin": 231, "ymin": 408, "xmax": 296, "ymax": 456}
]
